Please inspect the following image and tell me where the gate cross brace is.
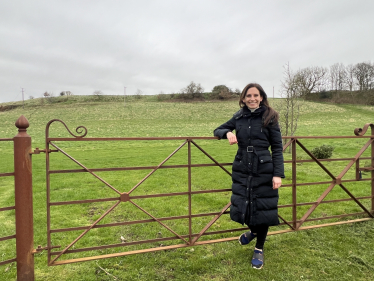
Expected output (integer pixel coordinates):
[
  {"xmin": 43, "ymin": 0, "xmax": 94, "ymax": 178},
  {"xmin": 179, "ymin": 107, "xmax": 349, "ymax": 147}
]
[{"xmin": 295, "ymin": 138, "xmax": 374, "ymax": 229}]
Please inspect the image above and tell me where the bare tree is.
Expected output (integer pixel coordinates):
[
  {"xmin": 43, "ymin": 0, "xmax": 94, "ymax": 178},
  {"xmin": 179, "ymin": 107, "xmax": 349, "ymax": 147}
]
[
  {"xmin": 60, "ymin": 91, "xmax": 73, "ymax": 96},
  {"xmin": 330, "ymin": 63, "xmax": 339, "ymax": 91},
  {"xmin": 234, "ymin": 88, "xmax": 241, "ymax": 96},
  {"xmin": 135, "ymin": 89, "xmax": 143, "ymax": 99},
  {"xmin": 278, "ymin": 63, "xmax": 302, "ymax": 150},
  {"xmin": 337, "ymin": 64, "xmax": 347, "ymax": 91},
  {"xmin": 93, "ymin": 90, "xmax": 103, "ymax": 100},
  {"xmin": 329, "ymin": 63, "xmax": 346, "ymax": 91},
  {"xmin": 180, "ymin": 81, "xmax": 204, "ymax": 99},
  {"xmin": 345, "ymin": 64, "xmax": 356, "ymax": 92},
  {"xmin": 93, "ymin": 90, "xmax": 103, "ymax": 96},
  {"xmin": 295, "ymin": 66, "xmax": 328, "ymax": 98},
  {"xmin": 354, "ymin": 62, "xmax": 374, "ymax": 91}
]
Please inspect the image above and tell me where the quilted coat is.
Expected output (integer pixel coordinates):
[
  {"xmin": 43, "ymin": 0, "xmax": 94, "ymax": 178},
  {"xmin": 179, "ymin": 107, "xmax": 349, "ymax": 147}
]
[{"xmin": 214, "ymin": 105, "xmax": 284, "ymax": 227}]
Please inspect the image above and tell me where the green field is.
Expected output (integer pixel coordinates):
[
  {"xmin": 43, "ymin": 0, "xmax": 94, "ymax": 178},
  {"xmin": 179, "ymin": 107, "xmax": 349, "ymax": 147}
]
[{"xmin": 1, "ymin": 96, "xmax": 374, "ymax": 280}]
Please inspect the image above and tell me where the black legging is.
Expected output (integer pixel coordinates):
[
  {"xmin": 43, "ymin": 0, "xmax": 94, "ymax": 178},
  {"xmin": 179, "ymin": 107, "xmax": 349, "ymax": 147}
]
[{"xmin": 249, "ymin": 225, "xmax": 269, "ymax": 250}]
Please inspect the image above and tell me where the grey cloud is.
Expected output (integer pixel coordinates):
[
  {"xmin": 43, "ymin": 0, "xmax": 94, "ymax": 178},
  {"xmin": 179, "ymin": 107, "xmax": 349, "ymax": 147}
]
[{"xmin": 1, "ymin": 0, "xmax": 374, "ymax": 102}]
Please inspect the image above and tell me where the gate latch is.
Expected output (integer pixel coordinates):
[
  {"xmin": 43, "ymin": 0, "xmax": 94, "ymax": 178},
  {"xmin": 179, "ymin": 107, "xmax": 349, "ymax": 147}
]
[
  {"xmin": 31, "ymin": 148, "xmax": 58, "ymax": 154},
  {"xmin": 32, "ymin": 244, "xmax": 61, "ymax": 254}
]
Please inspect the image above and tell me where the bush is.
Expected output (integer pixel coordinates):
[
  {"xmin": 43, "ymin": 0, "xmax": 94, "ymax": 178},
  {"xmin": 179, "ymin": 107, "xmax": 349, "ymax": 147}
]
[
  {"xmin": 211, "ymin": 85, "xmax": 229, "ymax": 99},
  {"xmin": 218, "ymin": 88, "xmax": 234, "ymax": 100},
  {"xmin": 311, "ymin": 144, "xmax": 334, "ymax": 159},
  {"xmin": 319, "ymin": 90, "xmax": 332, "ymax": 99},
  {"xmin": 211, "ymin": 85, "xmax": 237, "ymax": 100}
]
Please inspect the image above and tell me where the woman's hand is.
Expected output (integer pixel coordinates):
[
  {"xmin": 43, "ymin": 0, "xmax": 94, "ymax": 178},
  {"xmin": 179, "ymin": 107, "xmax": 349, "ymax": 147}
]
[
  {"xmin": 272, "ymin": 176, "xmax": 282, "ymax": 189},
  {"xmin": 226, "ymin": 132, "xmax": 238, "ymax": 145}
]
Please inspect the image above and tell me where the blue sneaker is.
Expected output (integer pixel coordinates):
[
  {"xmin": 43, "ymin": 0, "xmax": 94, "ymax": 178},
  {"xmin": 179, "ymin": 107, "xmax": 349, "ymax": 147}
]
[
  {"xmin": 251, "ymin": 249, "xmax": 264, "ymax": 269},
  {"xmin": 238, "ymin": 231, "xmax": 256, "ymax": 245}
]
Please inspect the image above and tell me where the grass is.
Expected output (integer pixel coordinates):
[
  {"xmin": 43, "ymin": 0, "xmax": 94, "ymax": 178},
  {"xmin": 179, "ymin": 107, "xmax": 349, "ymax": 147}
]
[{"xmin": 1, "ymin": 97, "xmax": 374, "ymax": 280}]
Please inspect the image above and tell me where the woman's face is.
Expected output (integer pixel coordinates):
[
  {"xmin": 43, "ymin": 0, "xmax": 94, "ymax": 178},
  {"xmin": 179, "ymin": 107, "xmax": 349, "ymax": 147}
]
[{"xmin": 242, "ymin": 87, "xmax": 263, "ymax": 109}]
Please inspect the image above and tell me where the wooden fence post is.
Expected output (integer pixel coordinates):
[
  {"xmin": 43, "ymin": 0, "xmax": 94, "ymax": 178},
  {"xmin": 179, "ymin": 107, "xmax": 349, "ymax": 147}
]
[{"xmin": 14, "ymin": 115, "xmax": 34, "ymax": 280}]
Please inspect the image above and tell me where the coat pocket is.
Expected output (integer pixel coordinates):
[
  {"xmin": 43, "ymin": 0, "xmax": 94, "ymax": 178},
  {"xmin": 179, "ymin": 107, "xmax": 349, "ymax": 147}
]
[
  {"xmin": 259, "ymin": 155, "xmax": 272, "ymax": 164},
  {"xmin": 257, "ymin": 155, "xmax": 273, "ymax": 174},
  {"xmin": 232, "ymin": 153, "xmax": 246, "ymax": 174}
]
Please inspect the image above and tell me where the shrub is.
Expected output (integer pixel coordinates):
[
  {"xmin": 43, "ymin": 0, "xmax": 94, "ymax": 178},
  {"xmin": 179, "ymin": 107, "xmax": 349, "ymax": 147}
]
[
  {"xmin": 46, "ymin": 96, "xmax": 58, "ymax": 104},
  {"xmin": 211, "ymin": 85, "xmax": 237, "ymax": 100},
  {"xmin": 218, "ymin": 88, "xmax": 234, "ymax": 100},
  {"xmin": 311, "ymin": 144, "xmax": 334, "ymax": 159},
  {"xmin": 319, "ymin": 90, "xmax": 332, "ymax": 99},
  {"xmin": 211, "ymin": 85, "xmax": 229, "ymax": 99},
  {"xmin": 0, "ymin": 104, "xmax": 21, "ymax": 112}
]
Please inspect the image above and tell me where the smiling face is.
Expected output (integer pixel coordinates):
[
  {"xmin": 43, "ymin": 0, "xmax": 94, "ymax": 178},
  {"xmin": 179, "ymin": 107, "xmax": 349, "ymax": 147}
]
[{"xmin": 242, "ymin": 87, "xmax": 263, "ymax": 109}]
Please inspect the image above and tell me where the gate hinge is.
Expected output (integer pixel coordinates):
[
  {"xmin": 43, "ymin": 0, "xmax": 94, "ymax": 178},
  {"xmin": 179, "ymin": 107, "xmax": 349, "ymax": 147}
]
[
  {"xmin": 32, "ymin": 244, "xmax": 61, "ymax": 254},
  {"xmin": 30, "ymin": 148, "xmax": 59, "ymax": 154}
]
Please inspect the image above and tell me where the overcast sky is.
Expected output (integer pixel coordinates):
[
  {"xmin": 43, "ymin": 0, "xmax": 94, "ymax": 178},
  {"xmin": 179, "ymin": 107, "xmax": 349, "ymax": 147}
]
[{"xmin": 1, "ymin": 0, "xmax": 373, "ymax": 103}]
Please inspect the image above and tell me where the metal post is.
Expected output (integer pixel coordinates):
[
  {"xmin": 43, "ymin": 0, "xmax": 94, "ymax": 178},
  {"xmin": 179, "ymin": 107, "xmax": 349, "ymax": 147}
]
[
  {"xmin": 355, "ymin": 159, "xmax": 360, "ymax": 181},
  {"xmin": 188, "ymin": 139, "xmax": 192, "ymax": 244},
  {"xmin": 372, "ymin": 127, "xmax": 374, "ymax": 213},
  {"xmin": 14, "ymin": 115, "xmax": 34, "ymax": 280},
  {"xmin": 292, "ymin": 138, "xmax": 297, "ymax": 229}
]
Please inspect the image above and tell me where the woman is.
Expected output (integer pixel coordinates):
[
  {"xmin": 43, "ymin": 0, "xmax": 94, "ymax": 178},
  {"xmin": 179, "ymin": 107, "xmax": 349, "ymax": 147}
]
[{"xmin": 214, "ymin": 83, "xmax": 284, "ymax": 269}]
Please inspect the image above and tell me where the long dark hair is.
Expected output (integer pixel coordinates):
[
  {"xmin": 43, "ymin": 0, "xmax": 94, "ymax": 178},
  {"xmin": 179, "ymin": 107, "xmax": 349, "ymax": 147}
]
[{"xmin": 239, "ymin": 83, "xmax": 279, "ymax": 127}]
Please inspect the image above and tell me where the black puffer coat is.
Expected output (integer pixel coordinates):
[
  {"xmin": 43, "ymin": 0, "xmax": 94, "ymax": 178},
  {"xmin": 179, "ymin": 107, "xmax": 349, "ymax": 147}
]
[{"xmin": 214, "ymin": 105, "xmax": 284, "ymax": 227}]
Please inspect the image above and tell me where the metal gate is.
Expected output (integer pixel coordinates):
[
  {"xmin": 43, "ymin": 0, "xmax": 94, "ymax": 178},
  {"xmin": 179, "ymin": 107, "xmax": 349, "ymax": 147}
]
[
  {"xmin": 43, "ymin": 119, "xmax": 374, "ymax": 266},
  {"xmin": 1, "ymin": 116, "xmax": 374, "ymax": 280}
]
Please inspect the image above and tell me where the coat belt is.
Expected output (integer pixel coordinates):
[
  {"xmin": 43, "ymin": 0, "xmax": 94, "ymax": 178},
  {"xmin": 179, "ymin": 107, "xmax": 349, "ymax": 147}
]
[{"xmin": 238, "ymin": 146, "xmax": 259, "ymax": 175}]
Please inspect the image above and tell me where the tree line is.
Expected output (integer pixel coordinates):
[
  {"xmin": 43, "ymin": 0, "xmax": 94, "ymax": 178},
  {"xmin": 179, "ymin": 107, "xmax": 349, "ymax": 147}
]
[
  {"xmin": 278, "ymin": 61, "xmax": 374, "ymax": 147},
  {"xmin": 162, "ymin": 60, "xmax": 374, "ymax": 102},
  {"xmin": 280, "ymin": 61, "xmax": 374, "ymax": 99}
]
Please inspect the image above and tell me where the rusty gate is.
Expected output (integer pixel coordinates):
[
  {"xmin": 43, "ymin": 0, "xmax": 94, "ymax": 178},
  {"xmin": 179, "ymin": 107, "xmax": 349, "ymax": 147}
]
[
  {"xmin": 1, "ymin": 115, "xmax": 374, "ymax": 280},
  {"xmin": 0, "ymin": 137, "xmax": 16, "ymax": 268}
]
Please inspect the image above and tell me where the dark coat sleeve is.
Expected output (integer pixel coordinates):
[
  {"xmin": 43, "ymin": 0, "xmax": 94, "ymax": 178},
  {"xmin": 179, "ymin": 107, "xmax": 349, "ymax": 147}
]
[
  {"xmin": 213, "ymin": 117, "xmax": 236, "ymax": 139},
  {"xmin": 268, "ymin": 121, "xmax": 285, "ymax": 178}
]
